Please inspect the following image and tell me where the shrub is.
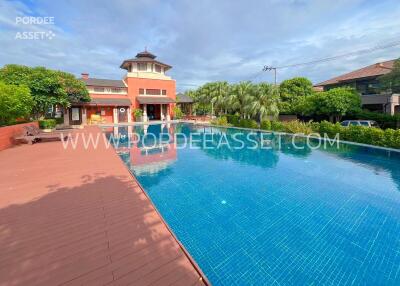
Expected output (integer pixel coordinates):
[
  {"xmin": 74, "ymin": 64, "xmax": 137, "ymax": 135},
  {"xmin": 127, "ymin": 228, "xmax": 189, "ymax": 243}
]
[
  {"xmin": 38, "ymin": 119, "xmax": 56, "ymax": 129},
  {"xmin": 173, "ymin": 106, "xmax": 183, "ymax": 119},
  {"xmin": 317, "ymin": 121, "xmax": 342, "ymax": 138},
  {"xmin": 238, "ymin": 119, "xmax": 258, "ymax": 129},
  {"xmin": 281, "ymin": 120, "xmax": 313, "ymax": 135},
  {"xmin": 0, "ymin": 81, "xmax": 33, "ymax": 126},
  {"xmin": 270, "ymin": 120, "xmax": 285, "ymax": 132},
  {"xmin": 260, "ymin": 120, "xmax": 272, "ymax": 130},
  {"xmin": 211, "ymin": 116, "xmax": 231, "ymax": 126},
  {"xmin": 226, "ymin": 114, "xmax": 240, "ymax": 126}
]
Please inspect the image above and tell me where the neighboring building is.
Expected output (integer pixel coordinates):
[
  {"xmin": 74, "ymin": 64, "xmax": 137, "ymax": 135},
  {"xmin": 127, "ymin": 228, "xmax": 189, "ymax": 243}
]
[
  {"xmin": 64, "ymin": 50, "xmax": 176, "ymax": 125},
  {"xmin": 315, "ymin": 60, "xmax": 399, "ymax": 115},
  {"xmin": 176, "ymin": 93, "xmax": 194, "ymax": 115}
]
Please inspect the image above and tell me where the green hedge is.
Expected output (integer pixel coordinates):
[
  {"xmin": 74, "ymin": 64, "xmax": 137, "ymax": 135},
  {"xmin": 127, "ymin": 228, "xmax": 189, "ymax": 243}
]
[
  {"xmin": 237, "ymin": 119, "xmax": 258, "ymax": 129},
  {"xmin": 261, "ymin": 120, "xmax": 400, "ymax": 149},
  {"xmin": 212, "ymin": 117, "xmax": 400, "ymax": 149},
  {"xmin": 39, "ymin": 119, "xmax": 57, "ymax": 129},
  {"xmin": 215, "ymin": 116, "xmax": 258, "ymax": 129}
]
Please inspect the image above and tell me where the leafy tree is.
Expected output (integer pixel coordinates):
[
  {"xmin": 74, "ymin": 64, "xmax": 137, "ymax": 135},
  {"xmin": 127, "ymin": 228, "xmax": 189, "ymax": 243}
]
[
  {"xmin": 0, "ymin": 64, "xmax": 89, "ymax": 119},
  {"xmin": 0, "ymin": 81, "xmax": 34, "ymax": 126},
  {"xmin": 296, "ymin": 87, "xmax": 361, "ymax": 122},
  {"xmin": 58, "ymin": 71, "xmax": 90, "ymax": 104},
  {"xmin": 379, "ymin": 58, "xmax": 400, "ymax": 93},
  {"xmin": 322, "ymin": 87, "xmax": 361, "ymax": 122},
  {"xmin": 279, "ymin": 77, "xmax": 314, "ymax": 114},
  {"xmin": 251, "ymin": 83, "xmax": 279, "ymax": 122}
]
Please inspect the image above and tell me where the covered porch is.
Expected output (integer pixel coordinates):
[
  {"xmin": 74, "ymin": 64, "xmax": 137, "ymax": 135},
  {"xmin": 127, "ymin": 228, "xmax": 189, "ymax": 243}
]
[
  {"xmin": 176, "ymin": 93, "xmax": 194, "ymax": 115},
  {"xmin": 136, "ymin": 96, "xmax": 175, "ymax": 122},
  {"xmin": 64, "ymin": 98, "xmax": 132, "ymax": 126},
  {"xmin": 361, "ymin": 94, "xmax": 400, "ymax": 115}
]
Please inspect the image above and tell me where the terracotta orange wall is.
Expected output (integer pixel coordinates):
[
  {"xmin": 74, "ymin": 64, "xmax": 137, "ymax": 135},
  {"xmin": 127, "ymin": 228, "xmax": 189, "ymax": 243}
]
[
  {"xmin": 125, "ymin": 77, "xmax": 176, "ymax": 117},
  {"xmin": 86, "ymin": 106, "xmax": 114, "ymax": 123},
  {"xmin": 0, "ymin": 122, "xmax": 38, "ymax": 151}
]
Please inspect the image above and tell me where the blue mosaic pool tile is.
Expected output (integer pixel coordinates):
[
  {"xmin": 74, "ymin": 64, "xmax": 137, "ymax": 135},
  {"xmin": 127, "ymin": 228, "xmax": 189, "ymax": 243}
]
[{"xmin": 106, "ymin": 124, "xmax": 400, "ymax": 285}]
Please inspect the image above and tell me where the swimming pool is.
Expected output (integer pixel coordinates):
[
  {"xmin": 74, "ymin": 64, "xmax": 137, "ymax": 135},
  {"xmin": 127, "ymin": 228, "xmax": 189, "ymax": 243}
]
[{"xmin": 105, "ymin": 123, "xmax": 400, "ymax": 285}]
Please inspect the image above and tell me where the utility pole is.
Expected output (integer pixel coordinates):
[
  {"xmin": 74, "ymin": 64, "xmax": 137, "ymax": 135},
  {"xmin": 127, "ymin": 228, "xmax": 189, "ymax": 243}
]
[{"xmin": 263, "ymin": 65, "xmax": 277, "ymax": 85}]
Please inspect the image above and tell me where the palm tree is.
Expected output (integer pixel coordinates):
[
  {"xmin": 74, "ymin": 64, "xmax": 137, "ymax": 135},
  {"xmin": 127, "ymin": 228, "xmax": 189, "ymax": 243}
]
[
  {"xmin": 210, "ymin": 81, "xmax": 229, "ymax": 115},
  {"xmin": 229, "ymin": 81, "xmax": 254, "ymax": 118},
  {"xmin": 251, "ymin": 83, "xmax": 279, "ymax": 122}
]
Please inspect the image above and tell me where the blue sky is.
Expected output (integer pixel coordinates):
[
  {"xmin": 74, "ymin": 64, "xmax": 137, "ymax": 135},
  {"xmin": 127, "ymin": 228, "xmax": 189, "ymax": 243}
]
[{"xmin": 0, "ymin": 0, "xmax": 399, "ymax": 91}]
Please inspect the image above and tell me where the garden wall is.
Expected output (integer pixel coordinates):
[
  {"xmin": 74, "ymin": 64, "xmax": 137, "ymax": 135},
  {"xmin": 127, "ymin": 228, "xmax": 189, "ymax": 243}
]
[{"xmin": 0, "ymin": 122, "xmax": 38, "ymax": 151}]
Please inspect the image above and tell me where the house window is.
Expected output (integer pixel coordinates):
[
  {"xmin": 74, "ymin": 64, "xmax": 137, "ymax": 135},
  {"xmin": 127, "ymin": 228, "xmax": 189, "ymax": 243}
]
[
  {"xmin": 111, "ymin": 88, "xmax": 124, "ymax": 93},
  {"xmin": 155, "ymin": 64, "xmax": 162, "ymax": 73},
  {"xmin": 94, "ymin": 87, "xmax": 105, "ymax": 92},
  {"xmin": 139, "ymin": 88, "xmax": 145, "ymax": 95},
  {"xmin": 137, "ymin": 63, "xmax": 147, "ymax": 71},
  {"xmin": 146, "ymin": 89, "xmax": 161, "ymax": 95},
  {"xmin": 162, "ymin": 89, "xmax": 167, "ymax": 95}
]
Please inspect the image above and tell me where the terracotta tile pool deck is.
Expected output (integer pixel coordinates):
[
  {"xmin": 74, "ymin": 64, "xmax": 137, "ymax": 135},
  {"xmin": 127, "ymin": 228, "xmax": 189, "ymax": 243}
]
[{"xmin": 0, "ymin": 127, "xmax": 208, "ymax": 286}]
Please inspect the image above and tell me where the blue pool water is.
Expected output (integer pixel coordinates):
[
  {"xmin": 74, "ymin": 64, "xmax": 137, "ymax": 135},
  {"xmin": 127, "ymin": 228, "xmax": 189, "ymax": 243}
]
[{"xmin": 105, "ymin": 123, "xmax": 400, "ymax": 285}]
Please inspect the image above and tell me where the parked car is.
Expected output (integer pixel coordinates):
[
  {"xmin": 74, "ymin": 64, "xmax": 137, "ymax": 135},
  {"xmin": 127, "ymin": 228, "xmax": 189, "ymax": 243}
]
[{"xmin": 340, "ymin": 120, "xmax": 379, "ymax": 128}]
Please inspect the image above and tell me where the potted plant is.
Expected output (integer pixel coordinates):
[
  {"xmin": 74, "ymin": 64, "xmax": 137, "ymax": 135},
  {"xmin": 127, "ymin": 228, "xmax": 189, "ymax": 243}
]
[{"xmin": 132, "ymin": 108, "xmax": 143, "ymax": 122}]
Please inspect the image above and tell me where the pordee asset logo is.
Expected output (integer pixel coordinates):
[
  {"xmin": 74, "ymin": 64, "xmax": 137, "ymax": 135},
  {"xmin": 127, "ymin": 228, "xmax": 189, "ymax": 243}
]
[{"xmin": 15, "ymin": 17, "xmax": 56, "ymax": 40}]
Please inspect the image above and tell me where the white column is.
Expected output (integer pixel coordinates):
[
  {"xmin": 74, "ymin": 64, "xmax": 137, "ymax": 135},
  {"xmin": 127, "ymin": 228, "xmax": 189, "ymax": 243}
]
[
  {"xmin": 127, "ymin": 107, "xmax": 132, "ymax": 122},
  {"xmin": 113, "ymin": 108, "xmax": 118, "ymax": 124},
  {"xmin": 166, "ymin": 104, "xmax": 171, "ymax": 121},
  {"xmin": 160, "ymin": 104, "xmax": 165, "ymax": 121},
  {"xmin": 64, "ymin": 108, "xmax": 69, "ymax": 125},
  {"xmin": 81, "ymin": 108, "xmax": 87, "ymax": 125},
  {"xmin": 143, "ymin": 104, "xmax": 148, "ymax": 122}
]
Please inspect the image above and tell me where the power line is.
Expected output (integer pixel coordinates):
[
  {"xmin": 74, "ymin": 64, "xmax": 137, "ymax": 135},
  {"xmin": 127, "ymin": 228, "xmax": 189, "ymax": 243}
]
[
  {"xmin": 179, "ymin": 38, "xmax": 400, "ymax": 89},
  {"xmin": 260, "ymin": 39, "xmax": 400, "ymax": 85},
  {"xmin": 266, "ymin": 39, "xmax": 400, "ymax": 70}
]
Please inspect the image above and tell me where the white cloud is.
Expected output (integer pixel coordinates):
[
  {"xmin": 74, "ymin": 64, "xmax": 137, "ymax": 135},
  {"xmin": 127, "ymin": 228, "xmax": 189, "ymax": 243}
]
[{"xmin": 0, "ymin": 0, "xmax": 399, "ymax": 91}]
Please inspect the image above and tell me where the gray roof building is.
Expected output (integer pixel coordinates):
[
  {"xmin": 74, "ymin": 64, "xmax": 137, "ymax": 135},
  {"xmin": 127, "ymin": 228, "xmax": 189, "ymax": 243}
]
[{"xmin": 81, "ymin": 77, "xmax": 126, "ymax": 88}]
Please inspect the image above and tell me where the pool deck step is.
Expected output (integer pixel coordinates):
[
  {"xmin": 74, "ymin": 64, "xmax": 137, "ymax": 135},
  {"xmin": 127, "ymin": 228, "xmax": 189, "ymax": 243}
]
[{"xmin": 0, "ymin": 126, "xmax": 208, "ymax": 286}]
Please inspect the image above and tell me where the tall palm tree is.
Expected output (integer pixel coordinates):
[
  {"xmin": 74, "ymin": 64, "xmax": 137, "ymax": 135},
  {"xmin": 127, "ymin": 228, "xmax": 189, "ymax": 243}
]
[
  {"xmin": 251, "ymin": 83, "xmax": 279, "ymax": 122},
  {"xmin": 210, "ymin": 81, "xmax": 229, "ymax": 115},
  {"xmin": 229, "ymin": 81, "xmax": 254, "ymax": 118}
]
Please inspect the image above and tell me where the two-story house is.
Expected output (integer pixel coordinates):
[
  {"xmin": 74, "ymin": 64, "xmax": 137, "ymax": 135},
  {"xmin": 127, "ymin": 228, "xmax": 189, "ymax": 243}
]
[
  {"xmin": 315, "ymin": 59, "xmax": 399, "ymax": 115},
  {"xmin": 63, "ymin": 50, "xmax": 176, "ymax": 125}
]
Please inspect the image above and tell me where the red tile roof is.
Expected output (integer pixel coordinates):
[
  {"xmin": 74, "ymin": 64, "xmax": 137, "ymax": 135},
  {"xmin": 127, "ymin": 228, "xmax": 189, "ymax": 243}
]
[{"xmin": 316, "ymin": 59, "xmax": 395, "ymax": 86}]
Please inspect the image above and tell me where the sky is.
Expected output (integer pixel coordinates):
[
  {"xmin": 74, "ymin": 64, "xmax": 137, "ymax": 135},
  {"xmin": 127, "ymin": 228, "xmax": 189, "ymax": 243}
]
[{"xmin": 0, "ymin": 0, "xmax": 399, "ymax": 92}]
